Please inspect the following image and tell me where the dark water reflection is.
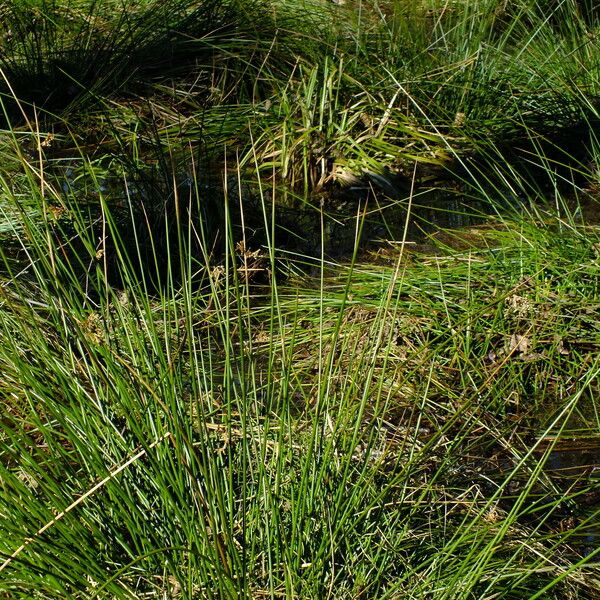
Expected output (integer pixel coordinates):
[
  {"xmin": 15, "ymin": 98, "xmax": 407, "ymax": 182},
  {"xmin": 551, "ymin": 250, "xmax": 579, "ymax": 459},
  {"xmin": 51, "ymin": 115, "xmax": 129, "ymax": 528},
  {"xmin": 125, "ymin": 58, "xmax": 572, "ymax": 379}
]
[
  {"xmin": 241, "ymin": 184, "xmax": 491, "ymax": 263},
  {"xmin": 529, "ymin": 438, "xmax": 600, "ymax": 556}
]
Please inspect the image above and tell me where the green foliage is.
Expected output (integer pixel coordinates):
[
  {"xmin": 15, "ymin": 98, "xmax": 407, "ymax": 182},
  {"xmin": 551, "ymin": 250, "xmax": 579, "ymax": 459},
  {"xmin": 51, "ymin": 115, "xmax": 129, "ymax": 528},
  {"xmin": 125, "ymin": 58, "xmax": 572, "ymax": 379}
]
[
  {"xmin": 0, "ymin": 1, "xmax": 600, "ymax": 598},
  {"xmin": 0, "ymin": 136, "xmax": 599, "ymax": 596}
]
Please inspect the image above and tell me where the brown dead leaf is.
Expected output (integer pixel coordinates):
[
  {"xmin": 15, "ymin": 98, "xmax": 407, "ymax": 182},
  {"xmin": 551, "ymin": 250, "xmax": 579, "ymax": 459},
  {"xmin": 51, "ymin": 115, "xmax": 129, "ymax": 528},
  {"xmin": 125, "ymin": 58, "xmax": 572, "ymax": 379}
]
[{"xmin": 508, "ymin": 333, "xmax": 530, "ymax": 354}]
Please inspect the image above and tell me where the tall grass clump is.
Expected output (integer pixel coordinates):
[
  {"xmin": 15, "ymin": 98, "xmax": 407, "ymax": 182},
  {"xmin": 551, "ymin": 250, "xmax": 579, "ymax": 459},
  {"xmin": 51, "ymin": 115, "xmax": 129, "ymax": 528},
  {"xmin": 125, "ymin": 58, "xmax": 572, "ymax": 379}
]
[
  {"xmin": 0, "ymin": 124, "xmax": 599, "ymax": 597},
  {"xmin": 0, "ymin": 0, "xmax": 227, "ymax": 118},
  {"xmin": 0, "ymin": 1, "xmax": 600, "ymax": 598},
  {"xmin": 255, "ymin": 0, "xmax": 600, "ymax": 188},
  {"xmin": 5, "ymin": 0, "xmax": 600, "ymax": 195}
]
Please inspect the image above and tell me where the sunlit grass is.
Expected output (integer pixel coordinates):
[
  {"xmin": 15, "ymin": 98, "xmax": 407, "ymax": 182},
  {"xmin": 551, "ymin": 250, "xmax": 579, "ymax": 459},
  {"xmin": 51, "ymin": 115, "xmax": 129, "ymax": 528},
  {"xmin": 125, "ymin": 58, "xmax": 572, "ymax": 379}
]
[
  {"xmin": 0, "ymin": 134, "xmax": 599, "ymax": 596},
  {"xmin": 3, "ymin": 0, "xmax": 600, "ymax": 191},
  {"xmin": 0, "ymin": 1, "xmax": 599, "ymax": 598}
]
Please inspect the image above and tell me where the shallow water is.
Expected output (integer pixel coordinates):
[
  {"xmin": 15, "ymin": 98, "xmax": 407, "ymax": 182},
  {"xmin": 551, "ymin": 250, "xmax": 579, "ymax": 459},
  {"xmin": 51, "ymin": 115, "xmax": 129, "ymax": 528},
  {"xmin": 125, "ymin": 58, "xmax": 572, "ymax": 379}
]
[{"xmin": 542, "ymin": 438, "xmax": 600, "ymax": 555}]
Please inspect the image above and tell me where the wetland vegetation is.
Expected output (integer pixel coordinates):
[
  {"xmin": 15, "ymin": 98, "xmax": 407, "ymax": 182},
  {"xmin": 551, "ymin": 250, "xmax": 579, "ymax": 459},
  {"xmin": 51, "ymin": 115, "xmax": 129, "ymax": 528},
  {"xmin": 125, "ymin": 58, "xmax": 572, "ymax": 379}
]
[{"xmin": 0, "ymin": 0, "xmax": 599, "ymax": 598}]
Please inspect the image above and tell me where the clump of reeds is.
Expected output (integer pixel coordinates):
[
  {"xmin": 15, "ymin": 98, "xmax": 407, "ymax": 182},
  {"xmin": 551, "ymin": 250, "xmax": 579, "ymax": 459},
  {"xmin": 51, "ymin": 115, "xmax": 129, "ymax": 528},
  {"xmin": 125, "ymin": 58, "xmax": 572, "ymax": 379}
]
[
  {"xmin": 1, "ymin": 1, "xmax": 600, "ymax": 598},
  {"xmin": 0, "ymin": 127, "xmax": 599, "ymax": 596}
]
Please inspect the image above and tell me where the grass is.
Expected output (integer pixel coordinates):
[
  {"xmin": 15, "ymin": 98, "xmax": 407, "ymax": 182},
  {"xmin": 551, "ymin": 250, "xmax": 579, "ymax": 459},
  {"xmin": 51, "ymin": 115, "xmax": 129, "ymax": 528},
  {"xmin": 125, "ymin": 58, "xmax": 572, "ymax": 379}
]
[
  {"xmin": 0, "ymin": 143, "xmax": 599, "ymax": 597},
  {"xmin": 4, "ymin": 0, "xmax": 600, "ymax": 190},
  {"xmin": 0, "ymin": 0, "xmax": 599, "ymax": 598}
]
